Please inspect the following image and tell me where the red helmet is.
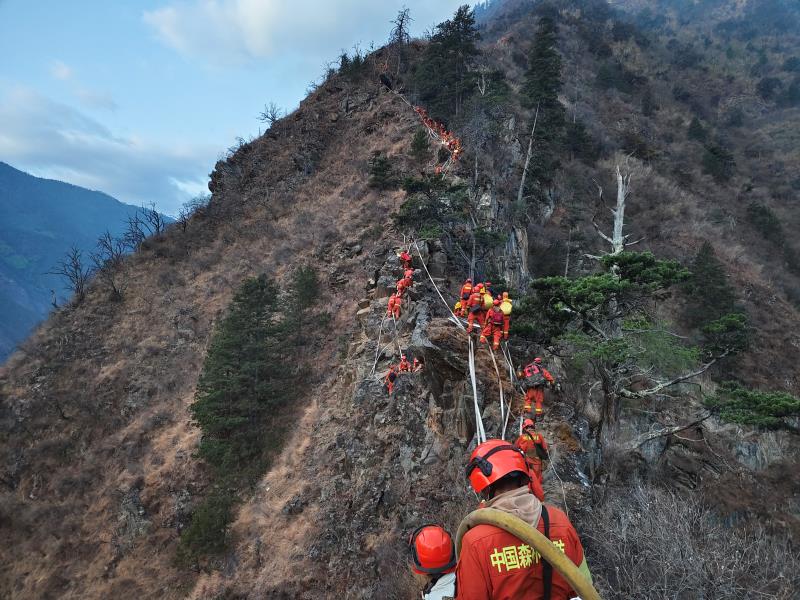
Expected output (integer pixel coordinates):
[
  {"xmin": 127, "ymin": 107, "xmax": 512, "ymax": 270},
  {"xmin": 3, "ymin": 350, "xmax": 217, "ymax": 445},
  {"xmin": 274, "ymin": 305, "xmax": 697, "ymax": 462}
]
[
  {"xmin": 466, "ymin": 439, "xmax": 529, "ymax": 494},
  {"xmin": 493, "ymin": 299, "xmax": 501, "ymax": 306},
  {"xmin": 534, "ymin": 357, "xmax": 543, "ymax": 364},
  {"xmin": 409, "ymin": 524, "xmax": 456, "ymax": 575},
  {"xmin": 485, "ymin": 281, "xmax": 492, "ymax": 286},
  {"xmin": 522, "ymin": 418, "xmax": 535, "ymax": 431},
  {"xmin": 466, "ymin": 278, "xmax": 472, "ymax": 283}
]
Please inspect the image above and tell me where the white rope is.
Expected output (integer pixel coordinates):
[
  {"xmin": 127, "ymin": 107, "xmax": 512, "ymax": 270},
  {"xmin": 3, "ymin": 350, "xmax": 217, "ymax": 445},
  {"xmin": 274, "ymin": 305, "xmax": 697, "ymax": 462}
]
[
  {"xmin": 500, "ymin": 342, "xmax": 517, "ymax": 439},
  {"xmin": 468, "ymin": 336, "xmax": 486, "ymax": 443},
  {"xmin": 413, "ymin": 241, "xmax": 465, "ymax": 331},
  {"xmin": 370, "ymin": 312, "xmax": 388, "ymax": 376},
  {"xmin": 488, "ymin": 345, "xmax": 505, "ymax": 432},
  {"xmin": 390, "ymin": 311, "xmax": 404, "ymax": 356}
]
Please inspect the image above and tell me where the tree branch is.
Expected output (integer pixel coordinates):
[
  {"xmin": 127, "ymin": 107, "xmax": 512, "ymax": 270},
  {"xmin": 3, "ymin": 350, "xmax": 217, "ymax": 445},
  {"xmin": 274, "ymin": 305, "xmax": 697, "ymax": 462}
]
[
  {"xmin": 621, "ymin": 413, "xmax": 712, "ymax": 450},
  {"xmin": 622, "ymin": 350, "xmax": 730, "ymax": 398}
]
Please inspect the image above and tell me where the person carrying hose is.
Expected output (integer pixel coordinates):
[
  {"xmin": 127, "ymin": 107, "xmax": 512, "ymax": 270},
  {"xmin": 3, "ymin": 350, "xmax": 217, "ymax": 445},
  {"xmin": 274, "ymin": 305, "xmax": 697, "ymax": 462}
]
[
  {"xmin": 456, "ymin": 440, "xmax": 591, "ymax": 599},
  {"xmin": 466, "ymin": 284, "xmax": 487, "ymax": 333},
  {"xmin": 400, "ymin": 250, "xmax": 413, "ymax": 269},
  {"xmin": 409, "ymin": 524, "xmax": 457, "ymax": 600},
  {"xmin": 480, "ymin": 299, "xmax": 505, "ymax": 350},
  {"xmin": 514, "ymin": 419, "xmax": 550, "ymax": 488}
]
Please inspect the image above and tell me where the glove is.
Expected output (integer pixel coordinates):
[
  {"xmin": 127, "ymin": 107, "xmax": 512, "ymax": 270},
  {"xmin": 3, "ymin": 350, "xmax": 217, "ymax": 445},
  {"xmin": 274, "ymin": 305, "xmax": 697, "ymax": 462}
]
[{"xmin": 555, "ymin": 382, "xmax": 563, "ymax": 393}]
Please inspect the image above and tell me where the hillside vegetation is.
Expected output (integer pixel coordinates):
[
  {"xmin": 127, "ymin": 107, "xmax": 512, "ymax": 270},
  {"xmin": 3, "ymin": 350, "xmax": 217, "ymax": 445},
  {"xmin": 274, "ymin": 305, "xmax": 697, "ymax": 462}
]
[{"xmin": 2, "ymin": 1, "xmax": 800, "ymax": 598}]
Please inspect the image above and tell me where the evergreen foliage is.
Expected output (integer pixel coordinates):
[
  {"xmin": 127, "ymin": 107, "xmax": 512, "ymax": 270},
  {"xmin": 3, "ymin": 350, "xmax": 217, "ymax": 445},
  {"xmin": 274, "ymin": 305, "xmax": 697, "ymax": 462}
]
[
  {"xmin": 412, "ymin": 5, "xmax": 480, "ymax": 119},
  {"xmin": 410, "ymin": 129, "xmax": 431, "ymax": 163},
  {"xmin": 368, "ymin": 153, "xmax": 398, "ymax": 190},
  {"xmin": 702, "ymin": 144, "xmax": 735, "ymax": 181},
  {"xmin": 747, "ymin": 202, "xmax": 783, "ymax": 243},
  {"xmin": 687, "ymin": 117, "xmax": 708, "ymax": 142},
  {"xmin": 178, "ymin": 270, "xmax": 320, "ymax": 563},
  {"xmin": 706, "ymin": 382, "xmax": 800, "ymax": 428},
  {"xmin": 190, "ymin": 275, "xmax": 295, "ymax": 480},
  {"xmin": 521, "ymin": 16, "xmax": 566, "ymax": 195},
  {"xmin": 683, "ymin": 242, "xmax": 735, "ymax": 328},
  {"xmin": 641, "ymin": 87, "xmax": 658, "ymax": 116}
]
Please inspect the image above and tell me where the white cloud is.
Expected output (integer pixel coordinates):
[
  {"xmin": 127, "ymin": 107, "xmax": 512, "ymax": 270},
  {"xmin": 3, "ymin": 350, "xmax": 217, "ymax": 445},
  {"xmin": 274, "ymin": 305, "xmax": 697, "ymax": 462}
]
[
  {"xmin": 50, "ymin": 60, "xmax": 73, "ymax": 81},
  {"xmin": 0, "ymin": 86, "xmax": 215, "ymax": 215},
  {"xmin": 76, "ymin": 88, "xmax": 119, "ymax": 112},
  {"xmin": 143, "ymin": 0, "xmax": 467, "ymax": 66}
]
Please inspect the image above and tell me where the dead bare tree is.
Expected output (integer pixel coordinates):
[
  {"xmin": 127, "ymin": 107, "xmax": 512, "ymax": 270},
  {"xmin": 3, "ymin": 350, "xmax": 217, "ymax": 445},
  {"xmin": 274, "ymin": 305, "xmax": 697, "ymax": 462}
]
[
  {"xmin": 388, "ymin": 7, "xmax": 412, "ymax": 75},
  {"xmin": 258, "ymin": 102, "xmax": 283, "ymax": 127},
  {"xmin": 90, "ymin": 231, "xmax": 128, "ymax": 300},
  {"xmin": 141, "ymin": 202, "xmax": 165, "ymax": 236},
  {"xmin": 49, "ymin": 246, "xmax": 93, "ymax": 303},
  {"xmin": 123, "ymin": 213, "xmax": 146, "ymax": 250},
  {"xmin": 516, "ymin": 103, "xmax": 540, "ymax": 206}
]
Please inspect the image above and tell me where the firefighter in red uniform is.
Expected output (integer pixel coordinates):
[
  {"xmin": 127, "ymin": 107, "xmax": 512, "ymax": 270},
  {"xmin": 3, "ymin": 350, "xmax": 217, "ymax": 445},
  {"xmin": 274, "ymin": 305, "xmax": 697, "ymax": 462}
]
[
  {"xmin": 515, "ymin": 419, "xmax": 550, "ymax": 488},
  {"xmin": 384, "ymin": 365, "xmax": 398, "ymax": 395},
  {"xmin": 480, "ymin": 299, "xmax": 505, "ymax": 351},
  {"xmin": 460, "ymin": 279, "xmax": 474, "ymax": 305},
  {"xmin": 466, "ymin": 284, "xmax": 487, "ymax": 333},
  {"xmin": 404, "ymin": 268, "xmax": 415, "ymax": 281},
  {"xmin": 400, "ymin": 251, "xmax": 413, "ymax": 269},
  {"xmin": 397, "ymin": 276, "xmax": 412, "ymax": 298},
  {"xmin": 500, "ymin": 292, "xmax": 512, "ymax": 340},
  {"xmin": 387, "ymin": 292, "xmax": 402, "ymax": 320},
  {"xmin": 518, "ymin": 358, "xmax": 555, "ymax": 420},
  {"xmin": 456, "ymin": 440, "xmax": 591, "ymax": 600},
  {"xmin": 398, "ymin": 355, "xmax": 412, "ymax": 373}
]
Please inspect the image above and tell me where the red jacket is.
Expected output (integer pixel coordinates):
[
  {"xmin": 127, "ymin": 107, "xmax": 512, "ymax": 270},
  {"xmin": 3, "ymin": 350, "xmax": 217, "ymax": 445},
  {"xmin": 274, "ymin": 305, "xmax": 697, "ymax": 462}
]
[
  {"xmin": 515, "ymin": 432, "xmax": 549, "ymax": 460},
  {"xmin": 486, "ymin": 307, "xmax": 504, "ymax": 327},
  {"xmin": 455, "ymin": 505, "xmax": 584, "ymax": 600},
  {"xmin": 461, "ymin": 282, "xmax": 474, "ymax": 300}
]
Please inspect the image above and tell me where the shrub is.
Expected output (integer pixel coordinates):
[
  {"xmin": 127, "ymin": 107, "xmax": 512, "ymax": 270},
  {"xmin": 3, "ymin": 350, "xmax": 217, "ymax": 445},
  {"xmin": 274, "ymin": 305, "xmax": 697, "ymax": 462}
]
[
  {"xmin": 368, "ymin": 153, "xmax": 398, "ymax": 190},
  {"xmin": 584, "ymin": 483, "xmax": 800, "ymax": 598},
  {"xmin": 687, "ymin": 117, "xmax": 708, "ymax": 142},
  {"xmin": 410, "ymin": 129, "xmax": 430, "ymax": 163},
  {"xmin": 756, "ymin": 76, "xmax": 783, "ymax": 101},
  {"xmin": 746, "ymin": 202, "xmax": 783, "ymax": 243},
  {"xmin": 176, "ymin": 487, "xmax": 234, "ymax": 563},
  {"xmin": 705, "ymin": 382, "xmax": 800, "ymax": 428},
  {"xmin": 702, "ymin": 144, "xmax": 735, "ymax": 181}
]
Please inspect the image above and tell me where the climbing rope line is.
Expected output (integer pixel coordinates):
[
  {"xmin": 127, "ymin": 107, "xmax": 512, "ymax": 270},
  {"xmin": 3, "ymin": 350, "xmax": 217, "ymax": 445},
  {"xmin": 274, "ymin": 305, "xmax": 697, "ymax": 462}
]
[
  {"xmin": 487, "ymin": 345, "xmax": 506, "ymax": 432},
  {"xmin": 370, "ymin": 312, "xmax": 388, "ymax": 377},
  {"xmin": 413, "ymin": 241, "xmax": 465, "ymax": 331},
  {"xmin": 468, "ymin": 336, "xmax": 487, "ymax": 443},
  {"xmin": 500, "ymin": 342, "xmax": 517, "ymax": 439},
  {"xmin": 390, "ymin": 312, "xmax": 404, "ymax": 356}
]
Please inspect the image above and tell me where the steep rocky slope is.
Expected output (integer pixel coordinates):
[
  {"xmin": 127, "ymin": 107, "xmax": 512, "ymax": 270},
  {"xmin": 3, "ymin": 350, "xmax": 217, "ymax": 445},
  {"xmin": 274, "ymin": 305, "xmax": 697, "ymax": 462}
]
[{"xmin": 2, "ymin": 1, "xmax": 800, "ymax": 599}]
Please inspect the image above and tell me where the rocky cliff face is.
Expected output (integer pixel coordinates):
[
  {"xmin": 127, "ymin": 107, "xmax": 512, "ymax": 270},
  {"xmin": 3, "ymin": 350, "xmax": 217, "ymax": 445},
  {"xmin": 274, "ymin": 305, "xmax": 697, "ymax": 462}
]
[{"xmin": 3, "ymin": 1, "xmax": 800, "ymax": 599}]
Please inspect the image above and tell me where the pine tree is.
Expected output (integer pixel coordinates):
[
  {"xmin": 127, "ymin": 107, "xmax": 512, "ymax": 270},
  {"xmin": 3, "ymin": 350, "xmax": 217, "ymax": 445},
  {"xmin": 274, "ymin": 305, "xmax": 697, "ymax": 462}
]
[
  {"xmin": 520, "ymin": 16, "xmax": 565, "ymax": 195},
  {"xmin": 411, "ymin": 129, "xmax": 430, "ymax": 163},
  {"xmin": 687, "ymin": 116, "xmax": 708, "ymax": 142},
  {"xmin": 684, "ymin": 241, "xmax": 735, "ymax": 327},
  {"xmin": 702, "ymin": 143, "xmax": 735, "ymax": 181},
  {"xmin": 412, "ymin": 5, "xmax": 480, "ymax": 118},
  {"xmin": 368, "ymin": 153, "xmax": 398, "ymax": 190},
  {"xmin": 190, "ymin": 275, "xmax": 293, "ymax": 480}
]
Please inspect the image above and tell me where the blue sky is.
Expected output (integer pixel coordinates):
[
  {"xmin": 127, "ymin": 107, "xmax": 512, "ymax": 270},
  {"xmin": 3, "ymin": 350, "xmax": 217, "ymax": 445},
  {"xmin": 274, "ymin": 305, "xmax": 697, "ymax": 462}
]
[{"xmin": 0, "ymin": 1, "xmax": 468, "ymax": 214}]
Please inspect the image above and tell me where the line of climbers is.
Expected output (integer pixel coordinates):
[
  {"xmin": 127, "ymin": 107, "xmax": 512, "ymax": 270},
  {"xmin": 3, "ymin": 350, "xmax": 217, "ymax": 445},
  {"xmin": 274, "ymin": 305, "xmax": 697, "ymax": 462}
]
[
  {"xmin": 402, "ymin": 264, "xmax": 590, "ymax": 598},
  {"xmin": 383, "ymin": 249, "xmax": 424, "ymax": 395}
]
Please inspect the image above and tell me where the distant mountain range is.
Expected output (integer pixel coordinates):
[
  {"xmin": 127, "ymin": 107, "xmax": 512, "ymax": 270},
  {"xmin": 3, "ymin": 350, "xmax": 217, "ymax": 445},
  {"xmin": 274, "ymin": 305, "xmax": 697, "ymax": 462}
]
[{"xmin": 0, "ymin": 162, "xmax": 144, "ymax": 361}]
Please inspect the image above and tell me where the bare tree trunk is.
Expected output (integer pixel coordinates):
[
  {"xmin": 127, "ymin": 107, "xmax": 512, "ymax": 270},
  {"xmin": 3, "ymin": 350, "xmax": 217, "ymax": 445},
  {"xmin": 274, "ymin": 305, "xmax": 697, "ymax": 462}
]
[{"xmin": 516, "ymin": 104, "xmax": 540, "ymax": 206}]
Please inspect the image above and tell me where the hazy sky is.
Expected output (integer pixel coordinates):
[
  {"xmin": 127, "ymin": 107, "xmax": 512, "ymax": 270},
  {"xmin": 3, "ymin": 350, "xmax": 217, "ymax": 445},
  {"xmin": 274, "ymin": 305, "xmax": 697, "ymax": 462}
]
[{"xmin": 0, "ymin": 1, "xmax": 468, "ymax": 214}]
